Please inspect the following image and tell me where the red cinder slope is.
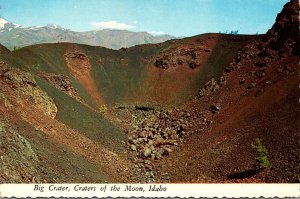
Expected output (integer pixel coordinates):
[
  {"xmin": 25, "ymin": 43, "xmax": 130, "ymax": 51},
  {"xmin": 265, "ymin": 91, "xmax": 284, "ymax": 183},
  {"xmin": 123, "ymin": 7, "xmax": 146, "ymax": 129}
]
[{"xmin": 155, "ymin": 0, "xmax": 299, "ymax": 183}]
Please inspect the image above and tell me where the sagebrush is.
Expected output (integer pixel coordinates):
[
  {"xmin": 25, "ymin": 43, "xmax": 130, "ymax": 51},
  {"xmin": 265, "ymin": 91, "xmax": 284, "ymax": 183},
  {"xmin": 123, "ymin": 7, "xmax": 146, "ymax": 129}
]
[{"xmin": 252, "ymin": 138, "xmax": 270, "ymax": 169}]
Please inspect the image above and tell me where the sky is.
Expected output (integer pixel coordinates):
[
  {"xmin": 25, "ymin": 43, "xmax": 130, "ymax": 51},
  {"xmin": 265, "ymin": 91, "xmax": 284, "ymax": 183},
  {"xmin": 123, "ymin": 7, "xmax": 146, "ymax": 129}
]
[{"xmin": 0, "ymin": 0, "xmax": 289, "ymax": 37}]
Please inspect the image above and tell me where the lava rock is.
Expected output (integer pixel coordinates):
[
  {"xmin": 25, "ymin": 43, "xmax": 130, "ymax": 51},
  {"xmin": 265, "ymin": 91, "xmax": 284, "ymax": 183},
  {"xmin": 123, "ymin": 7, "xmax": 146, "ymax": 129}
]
[
  {"xmin": 143, "ymin": 147, "xmax": 152, "ymax": 157},
  {"xmin": 210, "ymin": 103, "xmax": 221, "ymax": 113}
]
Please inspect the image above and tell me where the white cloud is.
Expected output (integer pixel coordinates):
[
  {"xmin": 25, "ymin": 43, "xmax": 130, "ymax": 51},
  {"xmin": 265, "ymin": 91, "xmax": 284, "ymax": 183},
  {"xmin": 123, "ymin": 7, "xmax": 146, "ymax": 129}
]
[
  {"xmin": 91, "ymin": 21, "xmax": 135, "ymax": 30},
  {"xmin": 149, "ymin": 31, "xmax": 166, "ymax": 35}
]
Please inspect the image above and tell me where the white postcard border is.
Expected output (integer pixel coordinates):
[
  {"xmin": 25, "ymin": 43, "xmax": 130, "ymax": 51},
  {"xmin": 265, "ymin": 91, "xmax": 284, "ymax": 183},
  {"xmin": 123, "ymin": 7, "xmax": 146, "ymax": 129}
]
[{"xmin": 0, "ymin": 184, "xmax": 299, "ymax": 198}]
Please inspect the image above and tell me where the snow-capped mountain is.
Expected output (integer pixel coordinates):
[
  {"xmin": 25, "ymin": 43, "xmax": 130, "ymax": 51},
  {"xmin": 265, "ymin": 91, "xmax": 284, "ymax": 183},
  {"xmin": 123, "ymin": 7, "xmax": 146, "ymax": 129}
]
[
  {"xmin": 0, "ymin": 18, "xmax": 175, "ymax": 50},
  {"xmin": 0, "ymin": 18, "xmax": 65, "ymax": 32},
  {"xmin": 0, "ymin": 18, "xmax": 21, "ymax": 32},
  {"xmin": 0, "ymin": 18, "xmax": 8, "ymax": 29},
  {"xmin": 22, "ymin": 24, "xmax": 66, "ymax": 31}
]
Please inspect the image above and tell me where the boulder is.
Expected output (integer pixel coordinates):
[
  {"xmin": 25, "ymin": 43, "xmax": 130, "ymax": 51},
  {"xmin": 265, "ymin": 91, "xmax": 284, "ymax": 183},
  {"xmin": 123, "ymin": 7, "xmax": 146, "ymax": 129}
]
[
  {"xmin": 143, "ymin": 147, "xmax": 152, "ymax": 157},
  {"xmin": 130, "ymin": 145, "xmax": 137, "ymax": 151},
  {"xmin": 209, "ymin": 103, "xmax": 221, "ymax": 113}
]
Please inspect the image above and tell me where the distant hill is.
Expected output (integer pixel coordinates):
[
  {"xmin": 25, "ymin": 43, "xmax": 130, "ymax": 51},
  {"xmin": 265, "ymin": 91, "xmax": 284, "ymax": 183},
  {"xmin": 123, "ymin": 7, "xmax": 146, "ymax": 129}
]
[{"xmin": 0, "ymin": 18, "xmax": 175, "ymax": 50}]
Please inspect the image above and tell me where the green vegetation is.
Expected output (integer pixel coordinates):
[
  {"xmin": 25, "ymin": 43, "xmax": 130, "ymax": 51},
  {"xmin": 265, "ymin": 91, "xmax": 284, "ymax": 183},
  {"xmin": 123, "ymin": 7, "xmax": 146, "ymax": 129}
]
[
  {"xmin": 99, "ymin": 104, "xmax": 108, "ymax": 114},
  {"xmin": 219, "ymin": 30, "xmax": 239, "ymax": 34},
  {"xmin": 252, "ymin": 138, "xmax": 270, "ymax": 169}
]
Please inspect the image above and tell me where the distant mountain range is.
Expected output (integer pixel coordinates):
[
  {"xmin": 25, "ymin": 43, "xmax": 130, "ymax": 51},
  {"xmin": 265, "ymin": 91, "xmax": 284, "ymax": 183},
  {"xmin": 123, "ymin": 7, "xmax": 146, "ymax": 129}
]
[{"xmin": 0, "ymin": 18, "xmax": 176, "ymax": 50}]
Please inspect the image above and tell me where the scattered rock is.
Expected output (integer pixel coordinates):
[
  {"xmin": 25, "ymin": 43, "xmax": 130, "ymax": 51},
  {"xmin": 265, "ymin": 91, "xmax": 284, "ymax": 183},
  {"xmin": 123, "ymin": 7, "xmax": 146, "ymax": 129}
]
[
  {"xmin": 125, "ymin": 106, "xmax": 193, "ymax": 174},
  {"xmin": 239, "ymin": 78, "xmax": 245, "ymax": 85},
  {"xmin": 254, "ymin": 89, "xmax": 264, "ymax": 97},
  {"xmin": 255, "ymin": 59, "xmax": 266, "ymax": 68},
  {"xmin": 249, "ymin": 71, "xmax": 255, "ymax": 76},
  {"xmin": 0, "ymin": 61, "xmax": 6, "ymax": 68},
  {"xmin": 163, "ymin": 147, "xmax": 173, "ymax": 155},
  {"xmin": 265, "ymin": 81, "xmax": 272, "ymax": 85},
  {"xmin": 247, "ymin": 83, "xmax": 257, "ymax": 89},
  {"xmin": 65, "ymin": 51, "xmax": 87, "ymax": 60},
  {"xmin": 143, "ymin": 147, "xmax": 152, "ymax": 157},
  {"xmin": 256, "ymin": 71, "xmax": 265, "ymax": 78},
  {"xmin": 189, "ymin": 61, "xmax": 198, "ymax": 69},
  {"xmin": 154, "ymin": 59, "xmax": 168, "ymax": 69},
  {"xmin": 285, "ymin": 65, "xmax": 295, "ymax": 72},
  {"xmin": 130, "ymin": 145, "xmax": 137, "ymax": 151},
  {"xmin": 236, "ymin": 55, "xmax": 241, "ymax": 63},
  {"xmin": 210, "ymin": 103, "xmax": 221, "ymax": 113}
]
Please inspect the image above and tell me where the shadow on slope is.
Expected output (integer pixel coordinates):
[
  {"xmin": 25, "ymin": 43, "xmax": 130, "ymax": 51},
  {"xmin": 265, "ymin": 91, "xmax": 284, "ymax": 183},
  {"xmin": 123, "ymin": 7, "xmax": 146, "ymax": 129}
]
[{"xmin": 36, "ymin": 76, "xmax": 126, "ymax": 153}]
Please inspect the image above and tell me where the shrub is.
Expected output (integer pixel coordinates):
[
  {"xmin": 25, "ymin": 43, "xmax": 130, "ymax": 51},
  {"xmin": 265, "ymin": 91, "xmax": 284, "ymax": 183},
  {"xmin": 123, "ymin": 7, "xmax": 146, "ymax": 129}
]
[
  {"xmin": 251, "ymin": 138, "xmax": 270, "ymax": 169},
  {"xmin": 99, "ymin": 104, "xmax": 108, "ymax": 114}
]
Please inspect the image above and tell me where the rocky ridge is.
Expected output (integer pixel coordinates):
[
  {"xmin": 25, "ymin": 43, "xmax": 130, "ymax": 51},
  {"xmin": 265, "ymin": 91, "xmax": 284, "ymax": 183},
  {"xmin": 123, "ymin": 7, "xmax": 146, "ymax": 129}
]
[
  {"xmin": 154, "ymin": 39, "xmax": 213, "ymax": 69},
  {"xmin": 0, "ymin": 62, "xmax": 57, "ymax": 118},
  {"xmin": 262, "ymin": 0, "xmax": 299, "ymax": 56},
  {"xmin": 40, "ymin": 73, "xmax": 82, "ymax": 102}
]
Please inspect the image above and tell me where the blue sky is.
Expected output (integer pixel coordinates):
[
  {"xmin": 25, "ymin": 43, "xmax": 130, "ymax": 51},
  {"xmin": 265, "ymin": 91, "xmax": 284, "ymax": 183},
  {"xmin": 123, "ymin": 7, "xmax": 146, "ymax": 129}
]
[{"xmin": 0, "ymin": 0, "xmax": 289, "ymax": 37}]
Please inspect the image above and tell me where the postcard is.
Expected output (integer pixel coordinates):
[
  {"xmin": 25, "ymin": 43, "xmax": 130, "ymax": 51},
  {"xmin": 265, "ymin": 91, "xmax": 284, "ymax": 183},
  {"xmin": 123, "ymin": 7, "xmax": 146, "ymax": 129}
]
[{"xmin": 0, "ymin": 0, "xmax": 299, "ymax": 198}]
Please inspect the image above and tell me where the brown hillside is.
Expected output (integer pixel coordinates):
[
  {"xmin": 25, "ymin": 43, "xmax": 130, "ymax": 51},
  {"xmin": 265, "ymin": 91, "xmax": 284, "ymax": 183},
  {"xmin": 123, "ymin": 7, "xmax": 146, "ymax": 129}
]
[{"xmin": 150, "ymin": 0, "xmax": 300, "ymax": 182}]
